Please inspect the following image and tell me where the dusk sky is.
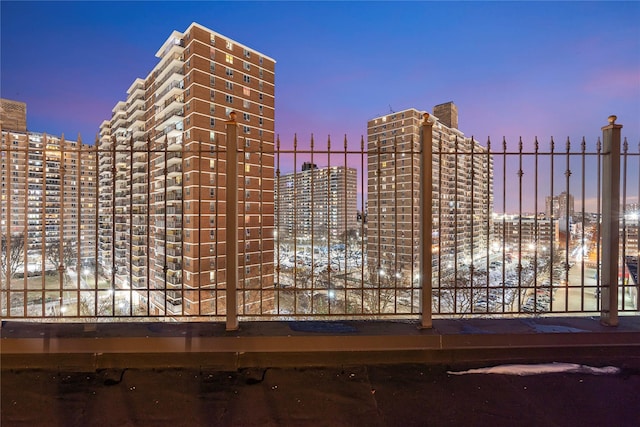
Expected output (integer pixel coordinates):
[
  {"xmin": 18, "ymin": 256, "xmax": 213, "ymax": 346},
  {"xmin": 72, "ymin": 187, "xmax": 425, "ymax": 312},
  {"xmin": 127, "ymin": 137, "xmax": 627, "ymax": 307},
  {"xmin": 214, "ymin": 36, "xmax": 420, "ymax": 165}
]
[{"xmin": 2, "ymin": 1, "xmax": 639, "ymax": 210}]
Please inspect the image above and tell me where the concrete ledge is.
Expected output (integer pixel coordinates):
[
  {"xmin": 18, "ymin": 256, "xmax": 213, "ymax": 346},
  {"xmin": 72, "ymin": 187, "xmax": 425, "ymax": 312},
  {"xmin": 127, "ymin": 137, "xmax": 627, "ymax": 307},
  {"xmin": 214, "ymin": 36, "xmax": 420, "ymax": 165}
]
[{"xmin": 2, "ymin": 316, "xmax": 640, "ymax": 370}]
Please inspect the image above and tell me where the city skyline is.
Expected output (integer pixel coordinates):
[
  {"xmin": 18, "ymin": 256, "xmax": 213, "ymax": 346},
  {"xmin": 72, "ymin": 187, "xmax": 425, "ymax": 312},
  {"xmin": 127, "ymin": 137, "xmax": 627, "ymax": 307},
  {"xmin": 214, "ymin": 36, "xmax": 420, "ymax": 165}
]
[{"xmin": 1, "ymin": 1, "xmax": 638, "ymax": 146}]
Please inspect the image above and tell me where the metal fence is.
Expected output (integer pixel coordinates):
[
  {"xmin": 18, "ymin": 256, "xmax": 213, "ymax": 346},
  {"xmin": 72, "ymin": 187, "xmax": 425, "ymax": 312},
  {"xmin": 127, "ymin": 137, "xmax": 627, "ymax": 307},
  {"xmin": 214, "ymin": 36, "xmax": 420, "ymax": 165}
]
[{"xmin": 1, "ymin": 116, "xmax": 638, "ymax": 326}]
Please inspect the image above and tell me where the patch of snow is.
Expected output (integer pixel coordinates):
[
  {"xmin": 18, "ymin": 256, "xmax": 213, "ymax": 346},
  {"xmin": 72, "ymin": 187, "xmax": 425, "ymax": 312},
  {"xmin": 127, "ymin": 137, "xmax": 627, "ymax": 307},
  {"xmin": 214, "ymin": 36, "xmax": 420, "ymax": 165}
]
[{"xmin": 447, "ymin": 362, "xmax": 620, "ymax": 376}]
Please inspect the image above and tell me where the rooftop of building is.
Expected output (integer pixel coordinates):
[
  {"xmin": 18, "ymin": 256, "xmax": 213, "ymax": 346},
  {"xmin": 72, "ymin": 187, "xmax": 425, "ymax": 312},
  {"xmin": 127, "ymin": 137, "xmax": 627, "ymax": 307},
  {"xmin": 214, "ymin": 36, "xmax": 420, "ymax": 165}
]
[{"xmin": 3, "ymin": 316, "xmax": 640, "ymax": 426}]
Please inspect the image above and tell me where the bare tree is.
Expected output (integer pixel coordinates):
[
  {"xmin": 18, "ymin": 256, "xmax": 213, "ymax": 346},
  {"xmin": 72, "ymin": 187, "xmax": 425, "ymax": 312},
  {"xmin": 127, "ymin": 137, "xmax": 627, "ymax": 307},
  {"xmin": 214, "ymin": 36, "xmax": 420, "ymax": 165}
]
[
  {"xmin": 0, "ymin": 232, "xmax": 26, "ymax": 287},
  {"xmin": 45, "ymin": 238, "xmax": 77, "ymax": 286}
]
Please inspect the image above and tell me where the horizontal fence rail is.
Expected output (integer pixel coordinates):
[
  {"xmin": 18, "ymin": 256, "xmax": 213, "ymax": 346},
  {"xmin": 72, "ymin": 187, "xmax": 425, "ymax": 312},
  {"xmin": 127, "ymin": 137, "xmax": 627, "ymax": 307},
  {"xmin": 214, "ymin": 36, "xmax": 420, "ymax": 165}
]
[{"xmin": 0, "ymin": 117, "xmax": 638, "ymax": 325}]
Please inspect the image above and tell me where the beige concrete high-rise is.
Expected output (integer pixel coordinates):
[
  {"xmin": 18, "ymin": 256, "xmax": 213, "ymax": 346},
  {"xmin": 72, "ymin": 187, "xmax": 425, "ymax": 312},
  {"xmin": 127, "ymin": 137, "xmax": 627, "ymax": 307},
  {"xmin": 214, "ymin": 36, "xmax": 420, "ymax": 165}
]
[
  {"xmin": 98, "ymin": 23, "xmax": 275, "ymax": 317},
  {"xmin": 275, "ymin": 163, "xmax": 358, "ymax": 241},
  {"xmin": 367, "ymin": 103, "xmax": 493, "ymax": 288}
]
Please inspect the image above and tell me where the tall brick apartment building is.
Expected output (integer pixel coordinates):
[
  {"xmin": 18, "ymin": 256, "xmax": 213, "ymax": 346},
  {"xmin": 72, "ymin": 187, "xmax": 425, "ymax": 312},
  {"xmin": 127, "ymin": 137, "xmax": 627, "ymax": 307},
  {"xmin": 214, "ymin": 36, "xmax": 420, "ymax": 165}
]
[{"xmin": 98, "ymin": 23, "xmax": 275, "ymax": 317}]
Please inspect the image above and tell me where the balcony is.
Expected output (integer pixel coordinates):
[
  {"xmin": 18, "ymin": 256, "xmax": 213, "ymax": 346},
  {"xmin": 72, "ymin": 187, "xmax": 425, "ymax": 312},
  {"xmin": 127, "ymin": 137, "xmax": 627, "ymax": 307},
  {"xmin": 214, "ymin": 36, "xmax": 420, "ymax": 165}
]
[{"xmin": 1, "ymin": 117, "xmax": 638, "ymax": 390}]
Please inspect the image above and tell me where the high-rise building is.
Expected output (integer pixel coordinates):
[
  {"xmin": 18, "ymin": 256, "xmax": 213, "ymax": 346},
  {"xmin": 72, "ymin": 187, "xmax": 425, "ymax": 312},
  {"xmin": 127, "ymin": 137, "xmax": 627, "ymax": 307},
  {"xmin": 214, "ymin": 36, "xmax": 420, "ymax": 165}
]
[
  {"xmin": 275, "ymin": 163, "xmax": 358, "ymax": 241},
  {"xmin": 545, "ymin": 191, "xmax": 575, "ymax": 219},
  {"xmin": 1, "ymin": 99, "xmax": 97, "ymax": 272},
  {"xmin": 367, "ymin": 102, "xmax": 493, "ymax": 282},
  {"xmin": 98, "ymin": 23, "xmax": 275, "ymax": 316}
]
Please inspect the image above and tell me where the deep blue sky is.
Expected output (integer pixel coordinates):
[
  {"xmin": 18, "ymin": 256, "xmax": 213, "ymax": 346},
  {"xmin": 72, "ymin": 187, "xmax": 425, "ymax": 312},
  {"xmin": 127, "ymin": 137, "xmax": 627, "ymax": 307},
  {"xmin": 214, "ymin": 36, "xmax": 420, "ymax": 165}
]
[{"xmin": 2, "ymin": 1, "xmax": 638, "ymax": 146}]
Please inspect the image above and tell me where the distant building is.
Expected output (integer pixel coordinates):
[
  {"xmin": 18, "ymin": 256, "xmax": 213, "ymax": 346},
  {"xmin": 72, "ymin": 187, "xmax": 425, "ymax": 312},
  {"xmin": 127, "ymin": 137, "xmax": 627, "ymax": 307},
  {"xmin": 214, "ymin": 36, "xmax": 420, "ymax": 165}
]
[
  {"xmin": 98, "ymin": 23, "xmax": 276, "ymax": 316},
  {"xmin": 1, "ymin": 99, "xmax": 97, "ymax": 269},
  {"xmin": 545, "ymin": 191, "xmax": 574, "ymax": 219},
  {"xmin": 492, "ymin": 214, "xmax": 556, "ymax": 254},
  {"xmin": 275, "ymin": 165, "xmax": 357, "ymax": 241},
  {"xmin": 366, "ymin": 102, "xmax": 493, "ymax": 280},
  {"xmin": 0, "ymin": 99, "xmax": 27, "ymax": 132}
]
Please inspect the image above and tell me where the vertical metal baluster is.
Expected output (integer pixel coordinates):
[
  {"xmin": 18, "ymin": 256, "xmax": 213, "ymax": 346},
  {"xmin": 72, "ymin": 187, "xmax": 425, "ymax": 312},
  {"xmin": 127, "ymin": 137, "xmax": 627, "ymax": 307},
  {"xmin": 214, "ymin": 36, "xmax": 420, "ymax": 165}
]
[
  {"xmin": 393, "ymin": 135, "xmax": 398, "ymax": 314},
  {"xmin": 533, "ymin": 138, "xmax": 539, "ymax": 312},
  {"xmin": 76, "ymin": 139, "xmax": 82, "ymax": 317},
  {"xmin": 408, "ymin": 134, "xmax": 418, "ymax": 314},
  {"xmin": 110, "ymin": 136, "xmax": 116, "ymax": 315},
  {"xmin": 549, "ymin": 137, "xmax": 555, "ymax": 314},
  {"xmin": 485, "ymin": 137, "xmax": 493, "ymax": 312},
  {"xmin": 470, "ymin": 136, "xmax": 478, "ymax": 313},
  {"xmin": 5, "ymin": 132, "xmax": 13, "ymax": 317},
  {"xmin": 453, "ymin": 136, "xmax": 459, "ymax": 314},
  {"xmin": 59, "ymin": 135, "xmax": 66, "ymax": 315},
  {"xmin": 360, "ymin": 136, "xmax": 365, "ymax": 314},
  {"xmin": 326, "ymin": 135, "xmax": 331, "ymax": 315},
  {"xmin": 517, "ymin": 138, "xmax": 524, "ymax": 314},
  {"xmin": 225, "ymin": 114, "xmax": 239, "ymax": 330},
  {"xmin": 596, "ymin": 137, "xmax": 602, "ymax": 310},
  {"xmin": 259, "ymin": 138, "xmax": 264, "ymax": 314},
  {"xmin": 275, "ymin": 136, "xmax": 280, "ymax": 314},
  {"xmin": 310, "ymin": 135, "xmax": 315, "ymax": 302},
  {"xmin": 580, "ymin": 138, "xmax": 586, "ymax": 311},
  {"xmin": 564, "ymin": 138, "xmax": 571, "ymax": 312},
  {"xmin": 94, "ymin": 142, "xmax": 100, "ymax": 316},
  {"xmin": 437, "ymin": 132, "xmax": 442, "ymax": 314},
  {"xmin": 129, "ymin": 136, "xmax": 134, "ymax": 317},
  {"xmin": 146, "ymin": 137, "xmax": 151, "ymax": 316},
  {"xmin": 621, "ymin": 138, "xmax": 628, "ymax": 310},
  {"xmin": 23, "ymin": 137, "xmax": 30, "ymax": 317},
  {"xmin": 343, "ymin": 135, "xmax": 348, "ymax": 309},
  {"xmin": 196, "ymin": 140, "xmax": 202, "ymax": 317},
  {"xmin": 501, "ymin": 137, "xmax": 506, "ymax": 312},
  {"xmin": 293, "ymin": 134, "xmax": 298, "ymax": 312}
]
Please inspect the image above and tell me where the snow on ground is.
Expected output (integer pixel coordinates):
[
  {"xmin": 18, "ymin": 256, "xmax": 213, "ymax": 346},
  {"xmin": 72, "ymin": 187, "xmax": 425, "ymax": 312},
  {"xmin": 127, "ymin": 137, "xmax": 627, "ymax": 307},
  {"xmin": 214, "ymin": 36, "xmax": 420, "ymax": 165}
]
[{"xmin": 447, "ymin": 362, "xmax": 620, "ymax": 376}]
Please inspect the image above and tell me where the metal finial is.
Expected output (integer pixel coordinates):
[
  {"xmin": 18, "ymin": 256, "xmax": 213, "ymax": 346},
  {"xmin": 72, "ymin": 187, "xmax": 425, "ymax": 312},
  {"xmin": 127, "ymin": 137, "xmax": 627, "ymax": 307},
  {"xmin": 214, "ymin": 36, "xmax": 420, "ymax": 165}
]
[
  {"xmin": 423, "ymin": 113, "xmax": 430, "ymax": 123},
  {"xmin": 608, "ymin": 115, "xmax": 617, "ymax": 124}
]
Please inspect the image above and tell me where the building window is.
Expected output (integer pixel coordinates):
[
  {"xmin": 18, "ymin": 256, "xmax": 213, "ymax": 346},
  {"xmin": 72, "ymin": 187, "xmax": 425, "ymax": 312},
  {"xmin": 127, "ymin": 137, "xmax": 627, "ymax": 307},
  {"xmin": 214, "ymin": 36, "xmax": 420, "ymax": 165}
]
[
  {"xmin": 243, "ymin": 87, "xmax": 250, "ymax": 96},
  {"xmin": 210, "ymin": 36, "xmax": 215, "ymax": 45},
  {"xmin": 243, "ymin": 75, "xmax": 250, "ymax": 83},
  {"xmin": 243, "ymin": 49, "xmax": 250, "ymax": 58},
  {"xmin": 259, "ymin": 56, "xmax": 263, "ymax": 65},
  {"xmin": 225, "ymin": 81, "xmax": 233, "ymax": 90},
  {"xmin": 243, "ymin": 62, "xmax": 250, "ymax": 71},
  {"xmin": 210, "ymin": 61, "xmax": 215, "ymax": 71},
  {"xmin": 259, "ymin": 117, "xmax": 263, "ymax": 126},
  {"xmin": 243, "ymin": 100, "xmax": 250, "ymax": 109},
  {"xmin": 226, "ymin": 40, "xmax": 233, "ymax": 50},
  {"xmin": 226, "ymin": 95, "xmax": 233, "ymax": 104},
  {"xmin": 259, "ymin": 105, "xmax": 263, "ymax": 115},
  {"xmin": 243, "ymin": 113, "xmax": 250, "ymax": 122},
  {"xmin": 225, "ymin": 68, "xmax": 233, "ymax": 77},
  {"xmin": 259, "ymin": 93, "xmax": 263, "ymax": 101},
  {"xmin": 225, "ymin": 54, "xmax": 233, "ymax": 64},
  {"xmin": 210, "ymin": 90, "xmax": 215, "ymax": 99},
  {"xmin": 210, "ymin": 188, "xmax": 215, "ymax": 197},
  {"xmin": 210, "ymin": 202, "xmax": 215, "ymax": 212},
  {"xmin": 210, "ymin": 118, "xmax": 215, "ymax": 128},
  {"xmin": 209, "ymin": 159, "xmax": 215, "ymax": 169}
]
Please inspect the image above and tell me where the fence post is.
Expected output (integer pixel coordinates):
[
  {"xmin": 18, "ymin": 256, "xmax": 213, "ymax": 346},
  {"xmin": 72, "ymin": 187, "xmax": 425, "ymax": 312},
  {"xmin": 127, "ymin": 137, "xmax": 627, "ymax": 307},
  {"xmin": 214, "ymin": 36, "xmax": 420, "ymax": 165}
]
[
  {"xmin": 420, "ymin": 113, "xmax": 433, "ymax": 328},
  {"xmin": 225, "ymin": 113, "xmax": 239, "ymax": 331},
  {"xmin": 600, "ymin": 115, "xmax": 622, "ymax": 326}
]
